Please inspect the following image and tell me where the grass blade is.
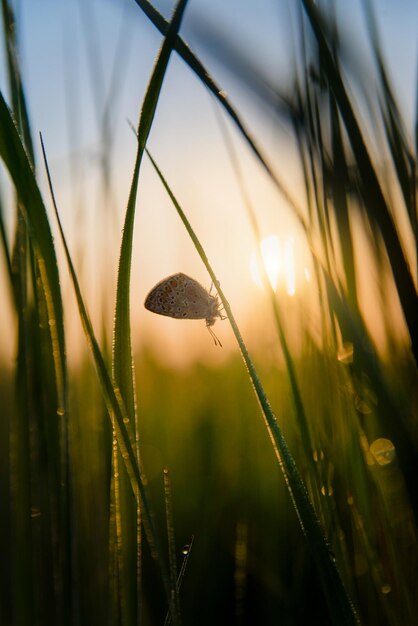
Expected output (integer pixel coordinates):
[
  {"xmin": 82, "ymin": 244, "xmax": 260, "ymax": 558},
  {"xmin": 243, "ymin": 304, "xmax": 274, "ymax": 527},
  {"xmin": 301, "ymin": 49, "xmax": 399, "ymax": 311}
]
[
  {"xmin": 163, "ymin": 467, "xmax": 181, "ymax": 624},
  {"xmin": 113, "ymin": 0, "xmax": 189, "ymax": 425},
  {"xmin": 322, "ymin": 268, "xmax": 418, "ymax": 524},
  {"xmin": 1, "ymin": 0, "xmax": 35, "ymax": 165},
  {"xmin": 0, "ymin": 192, "xmax": 12, "ymax": 284},
  {"xmin": 112, "ymin": 1, "xmax": 189, "ymax": 623},
  {"xmin": 362, "ymin": 0, "xmax": 416, "ymax": 230},
  {"xmin": 0, "ymin": 93, "xmax": 66, "ymax": 409},
  {"xmin": 300, "ymin": 0, "xmax": 418, "ymax": 366},
  {"xmin": 131, "ymin": 0, "xmax": 307, "ymax": 229},
  {"xmin": 164, "ymin": 535, "xmax": 194, "ymax": 626},
  {"xmin": 0, "ymin": 62, "xmax": 70, "ymax": 620},
  {"xmin": 329, "ymin": 93, "xmax": 358, "ymax": 310},
  {"xmin": 214, "ymin": 109, "xmax": 320, "ymax": 495},
  {"xmin": 39, "ymin": 134, "xmax": 172, "ymax": 619},
  {"xmin": 146, "ymin": 149, "xmax": 361, "ymax": 626}
]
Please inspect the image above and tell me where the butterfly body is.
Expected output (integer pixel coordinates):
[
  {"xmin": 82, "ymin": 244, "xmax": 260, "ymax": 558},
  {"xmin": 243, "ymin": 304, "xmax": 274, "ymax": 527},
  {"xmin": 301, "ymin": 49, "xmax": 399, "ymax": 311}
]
[{"xmin": 144, "ymin": 273, "xmax": 223, "ymax": 328}]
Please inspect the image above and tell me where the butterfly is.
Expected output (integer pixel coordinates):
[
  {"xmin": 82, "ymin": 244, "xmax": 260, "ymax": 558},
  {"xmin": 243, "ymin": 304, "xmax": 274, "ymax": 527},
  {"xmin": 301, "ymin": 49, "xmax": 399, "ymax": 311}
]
[{"xmin": 144, "ymin": 272, "xmax": 226, "ymax": 345}]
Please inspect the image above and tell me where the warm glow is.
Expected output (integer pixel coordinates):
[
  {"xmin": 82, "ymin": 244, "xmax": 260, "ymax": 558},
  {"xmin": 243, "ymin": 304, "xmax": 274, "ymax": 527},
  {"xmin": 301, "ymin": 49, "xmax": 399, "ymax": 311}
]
[
  {"xmin": 250, "ymin": 235, "xmax": 296, "ymax": 295},
  {"xmin": 284, "ymin": 237, "xmax": 295, "ymax": 296},
  {"xmin": 250, "ymin": 235, "xmax": 280, "ymax": 290}
]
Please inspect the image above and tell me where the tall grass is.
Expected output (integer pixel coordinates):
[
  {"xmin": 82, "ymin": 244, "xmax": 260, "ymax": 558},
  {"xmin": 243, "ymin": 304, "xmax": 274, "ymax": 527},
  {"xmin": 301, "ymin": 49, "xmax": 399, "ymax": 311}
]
[{"xmin": 0, "ymin": 1, "xmax": 417, "ymax": 625}]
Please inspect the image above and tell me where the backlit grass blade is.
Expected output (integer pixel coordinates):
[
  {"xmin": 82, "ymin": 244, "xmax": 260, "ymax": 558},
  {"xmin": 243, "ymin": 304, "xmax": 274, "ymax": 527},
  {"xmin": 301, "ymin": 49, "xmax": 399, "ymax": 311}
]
[
  {"xmin": 329, "ymin": 94, "xmax": 358, "ymax": 311},
  {"xmin": 362, "ymin": 0, "xmax": 416, "ymax": 229},
  {"xmin": 291, "ymin": 95, "xmax": 336, "ymax": 345},
  {"xmin": 1, "ymin": 0, "xmax": 35, "ymax": 165},
  {"xmin": 0, "ymin": 94, "xmax": 66, "ymax": 409},
  {"xmin": 130, "ymin": 0, "xmax": 307, "ymax": 229},
  {"xmin": 322, "ymin": 269, "xmax": 418, "ymax": 525},
  {"xmin": 214, "ymin": 109, "xmax": 319, "ymax": 493},
  {"xmin": 163, "ymin": 467, "xmax": 181, "ymax": 624},
  {"xmin": 9, "ymin": 214, "xmax": 34, "ymax": 626},
  {"xmin": 300, "ymin": 0, "xmax": 418, "ymax": 366},
  {"xmin": 39, "ymin": 134, "xmax": 173, "ymax": 618},
  {"xmin": 0, "ymin": 50, "xmax": 70, "ymax": 618},
  {"xmin": 0, "ymin": 193, "xmax": 12, "ymax": 284},
  {"xmin": 146, "ymin": 149, "xmax": 360, "ymax": 626},
  {"xmin": 163, "ymin": 535, "xmax": 194, "ymax": 626},
  {"xmin": 113, "ymin": 2, "xmax": 189, "ymax": 623},
  {"xmin": 113, "ymin": 0, "xmax": 189, "ymax": 425}
]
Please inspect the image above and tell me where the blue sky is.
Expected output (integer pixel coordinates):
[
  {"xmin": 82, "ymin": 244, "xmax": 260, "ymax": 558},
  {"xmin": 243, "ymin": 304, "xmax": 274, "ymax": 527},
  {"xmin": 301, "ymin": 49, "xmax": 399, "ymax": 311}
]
[{"xmin": 5, "ymin": 0, "xmax": 416, "ymax": 165}]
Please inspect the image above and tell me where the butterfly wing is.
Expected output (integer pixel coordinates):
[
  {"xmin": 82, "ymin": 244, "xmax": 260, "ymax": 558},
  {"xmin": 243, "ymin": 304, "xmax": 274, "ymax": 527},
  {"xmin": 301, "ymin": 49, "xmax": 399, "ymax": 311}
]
[
  {"xmin": 182, "ymin": 275, "xmax": 216, "ymax": 319},
  {"xmin": 144, "ymin": 273, "xmax": 214, "ymax": 320}
]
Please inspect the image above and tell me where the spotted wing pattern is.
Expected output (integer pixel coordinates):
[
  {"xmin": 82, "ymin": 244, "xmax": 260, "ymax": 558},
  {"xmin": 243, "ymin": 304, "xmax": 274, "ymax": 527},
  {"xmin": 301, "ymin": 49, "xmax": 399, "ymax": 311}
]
[{"xmin": 144, "ymin": 273, "xmax": 218, "ymax": 321}]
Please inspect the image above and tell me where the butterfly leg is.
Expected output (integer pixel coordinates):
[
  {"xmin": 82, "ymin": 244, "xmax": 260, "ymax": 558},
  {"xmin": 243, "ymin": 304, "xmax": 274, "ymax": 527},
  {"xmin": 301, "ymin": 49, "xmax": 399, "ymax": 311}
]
[{"xmin": 209, "ymin": 278, "xmax": 221, "ymax": 296}]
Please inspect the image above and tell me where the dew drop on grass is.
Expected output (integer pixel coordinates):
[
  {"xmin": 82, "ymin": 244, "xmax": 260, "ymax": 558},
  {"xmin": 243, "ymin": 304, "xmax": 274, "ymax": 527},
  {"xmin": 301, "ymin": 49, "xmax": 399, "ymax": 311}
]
[
  {"xmin": 328, "ymin": 549, "xmax": 337, "ymax": 563},
  {"xmin": 381, "ymin": 584, "xmax": 391, "ymax": 594},
  {"xmin": 56, "ymin": 407, "xmax": 65, "ymax": 416},
  {"xmin": 369, "ymin": 439, "xmax": 396, "ymax": 466},
  {"xmin": 181, "ymin": 545, "xmax": 190, "ymax": 556},
  {"xmin": 123, "ymin": 417, "xmax": 129, "ymax": 424}
]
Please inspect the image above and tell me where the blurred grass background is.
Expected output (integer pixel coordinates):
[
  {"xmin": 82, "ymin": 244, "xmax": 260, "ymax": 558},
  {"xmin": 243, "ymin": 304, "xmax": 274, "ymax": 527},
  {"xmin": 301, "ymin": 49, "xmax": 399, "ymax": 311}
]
[{"xmin": 0, "ymin": 0, "xmax": 417, "ymax": 625}]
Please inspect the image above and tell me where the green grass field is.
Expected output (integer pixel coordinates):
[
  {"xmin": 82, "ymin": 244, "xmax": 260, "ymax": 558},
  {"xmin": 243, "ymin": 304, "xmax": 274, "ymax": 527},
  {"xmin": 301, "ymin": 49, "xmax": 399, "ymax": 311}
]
[{"xmin": 0, "ymin": 1, "xmax": 417, "ymax": 624}]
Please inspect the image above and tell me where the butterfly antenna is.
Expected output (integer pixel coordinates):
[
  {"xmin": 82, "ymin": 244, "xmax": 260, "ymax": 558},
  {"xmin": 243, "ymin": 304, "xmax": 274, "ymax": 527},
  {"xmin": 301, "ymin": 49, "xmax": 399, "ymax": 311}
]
[{"xmin": 207, "ymin": 325, "xmax": 222, "ymax": 347}]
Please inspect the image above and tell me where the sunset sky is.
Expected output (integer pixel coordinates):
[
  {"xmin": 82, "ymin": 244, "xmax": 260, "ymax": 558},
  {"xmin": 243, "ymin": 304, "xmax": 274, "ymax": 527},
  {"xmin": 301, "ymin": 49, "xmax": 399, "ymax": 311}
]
[{"xmin": 0, "ymin": 0, "xmax": 417, "ymax": 364}]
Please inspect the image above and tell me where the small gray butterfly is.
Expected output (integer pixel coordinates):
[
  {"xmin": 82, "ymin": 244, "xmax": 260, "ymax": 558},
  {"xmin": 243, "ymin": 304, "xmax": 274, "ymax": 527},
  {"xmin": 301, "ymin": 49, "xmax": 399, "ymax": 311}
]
[{"xmin": 144, "ymin": 272, "xmax": 225, "ymax": 345}]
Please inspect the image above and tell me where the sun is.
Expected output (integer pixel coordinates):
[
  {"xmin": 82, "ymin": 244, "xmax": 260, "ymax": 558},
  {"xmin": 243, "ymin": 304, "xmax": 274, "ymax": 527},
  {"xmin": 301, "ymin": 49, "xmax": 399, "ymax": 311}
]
[{"xmin": 249, "ymin": 235, "xmax": 297, "ymax": 295}]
